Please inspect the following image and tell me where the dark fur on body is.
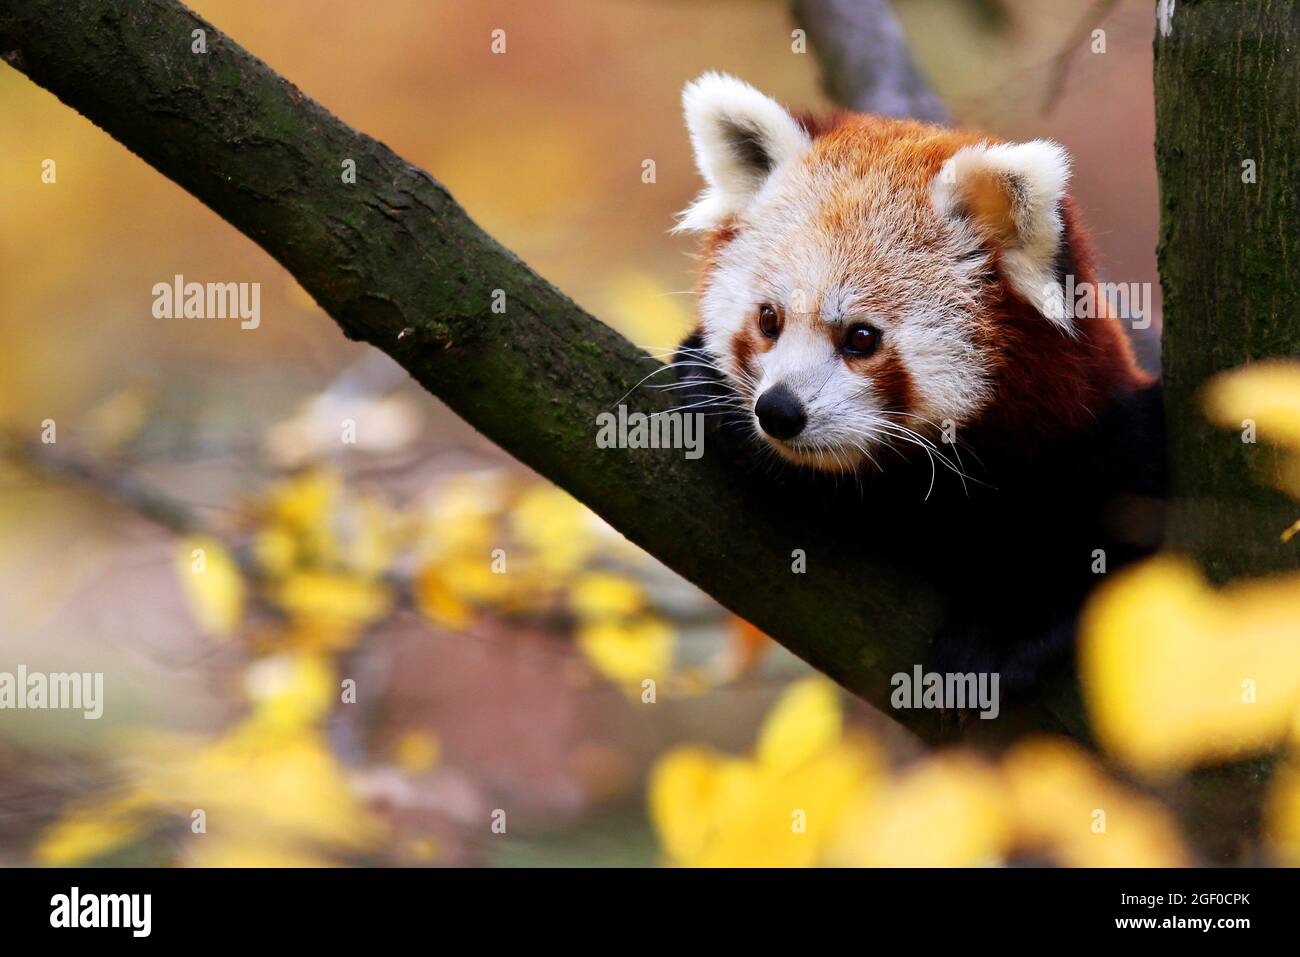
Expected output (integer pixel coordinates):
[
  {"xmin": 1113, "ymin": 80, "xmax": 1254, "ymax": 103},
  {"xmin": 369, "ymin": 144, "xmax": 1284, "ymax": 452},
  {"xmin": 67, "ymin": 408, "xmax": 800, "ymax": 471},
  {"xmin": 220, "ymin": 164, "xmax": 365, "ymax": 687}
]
[{"xmin": 672, "ymin": 332, "xmax": 1167, "ymax": 692}]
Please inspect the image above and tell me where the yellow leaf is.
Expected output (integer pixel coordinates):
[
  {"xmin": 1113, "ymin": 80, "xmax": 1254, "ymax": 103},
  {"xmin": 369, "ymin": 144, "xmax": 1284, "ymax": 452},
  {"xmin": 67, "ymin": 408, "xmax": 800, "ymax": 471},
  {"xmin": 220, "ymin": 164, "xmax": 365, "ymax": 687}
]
[
  {"xmin": 577, "ymin": 616, "xmax": 674, "ymax": 688},
  {"xmin": 648, "ymin": 746, "xmax": 724, "ymax": 866},
  {"xmin": 511, "ymin": 485, "xmax": 594, "ymax": 576},
  {"xmin": 569, "ymin": 571, "xmax": 646, "ymax": 620},
  {"xmin": 260, "ymin": 470, "xmax": 341, "ymax": 566},
  {"xmin": 1265, "ymin": 761, "xmax": 1300, "ymax": 866},
  {"xmin": 33, "ymin": 795, "xmax": 149, "ymax": 865},
  {"xmin": 438, "ymin": 555, "xmax": 512, "ymax": 605},
  {"xmin": 271, "ymin": 570, "xmax": 392, "ymax": 632},
  {"xmin": 648, "ymin": 682, "xmax": 878, "ymax": 868},
  {"xmin": 1080, "ymin": 557, "xmax": 1300, "ymax": 774},
  {"xmin": 829, "ymin": 752, "xmax": 1009, "ymax": 867},
  {"xmin": 413, "ymin": 565, "xmax": 475, "ymax": 629},
  {"xmin": 755, "ymin": 677, "xmax": 842, "ymax": 776},
  {"xmin": 1002, "ymin": 737, "xmax": 1190, "ymax": 867},
  {"xmin": 176, "ymin": 535, "xmax": 245, "ymax": 637},
  {"xmin": 698, "ymin": 747, "xmax": 874, "ymax": 867},
  {"xmin": 253, "ymin": 525, "xmax": 298, "ymax": 578},
  {"xmin": 135, "ymin": 719, "xmax": 382, "ymax": 858},
  {"xmin": 1204, "ymin": 360, "xmax": 1300, "ymax": 449}
]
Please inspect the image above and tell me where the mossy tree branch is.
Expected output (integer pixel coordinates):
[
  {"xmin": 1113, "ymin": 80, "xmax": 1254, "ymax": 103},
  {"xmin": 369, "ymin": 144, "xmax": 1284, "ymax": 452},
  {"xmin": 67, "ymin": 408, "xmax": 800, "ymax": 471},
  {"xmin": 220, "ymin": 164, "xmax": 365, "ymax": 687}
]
[{"xmin": 0, "ymin": 0, "xmax": 985, "ymax": 741}]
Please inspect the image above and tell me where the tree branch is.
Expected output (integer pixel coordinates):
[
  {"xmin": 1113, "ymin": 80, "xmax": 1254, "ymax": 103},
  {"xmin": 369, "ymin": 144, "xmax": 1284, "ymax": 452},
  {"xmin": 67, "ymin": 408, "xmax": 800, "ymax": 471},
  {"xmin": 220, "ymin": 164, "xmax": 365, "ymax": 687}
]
[
  {"xmin": 0, "ymin": 0, "xmax": 1084, "ymax": 742},
  {"xmin": 791, "ymin": 0, "xmax": 948, "ymax": 122}
]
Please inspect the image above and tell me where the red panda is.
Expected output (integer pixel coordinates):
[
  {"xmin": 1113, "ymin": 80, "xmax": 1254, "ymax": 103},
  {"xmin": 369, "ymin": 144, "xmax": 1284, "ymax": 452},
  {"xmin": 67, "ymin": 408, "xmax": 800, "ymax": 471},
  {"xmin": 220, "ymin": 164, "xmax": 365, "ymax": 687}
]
[{"xmin": 669, "ymin": 74, "xmax": 1165, "ymax": 691}]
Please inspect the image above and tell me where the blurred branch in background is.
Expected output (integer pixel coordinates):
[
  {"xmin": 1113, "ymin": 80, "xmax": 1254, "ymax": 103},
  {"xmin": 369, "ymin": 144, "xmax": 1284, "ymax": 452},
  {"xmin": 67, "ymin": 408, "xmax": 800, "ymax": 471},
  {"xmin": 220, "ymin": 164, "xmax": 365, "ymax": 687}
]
[
  {"xmin": 791, "ymin": 0, "xmax": 948, "ymax": 122},
  {"xmin": 1039, "ymin": 0, "xmax": 1120, "ymax": 115}
]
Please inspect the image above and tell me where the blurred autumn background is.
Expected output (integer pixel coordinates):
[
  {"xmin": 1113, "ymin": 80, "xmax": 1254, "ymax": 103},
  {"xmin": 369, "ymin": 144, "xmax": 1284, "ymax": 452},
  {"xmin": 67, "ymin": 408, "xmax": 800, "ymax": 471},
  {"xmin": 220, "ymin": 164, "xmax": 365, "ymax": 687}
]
[{"xmin": 2, "ymin": 0, "xmax": 1298, "ymax": 868}]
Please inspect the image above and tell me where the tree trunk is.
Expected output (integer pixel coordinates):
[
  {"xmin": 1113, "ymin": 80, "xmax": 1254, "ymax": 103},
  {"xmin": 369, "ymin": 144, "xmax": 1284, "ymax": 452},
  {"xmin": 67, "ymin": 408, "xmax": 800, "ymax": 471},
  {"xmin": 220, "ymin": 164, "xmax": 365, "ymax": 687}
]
[
  {"xmin": 1154, "ymin": 0, "xmax": 1300, "ymax": 863},
  {"xmin": 1156, "ymin": 0, "xmax": 1300, "ymax": 578}
]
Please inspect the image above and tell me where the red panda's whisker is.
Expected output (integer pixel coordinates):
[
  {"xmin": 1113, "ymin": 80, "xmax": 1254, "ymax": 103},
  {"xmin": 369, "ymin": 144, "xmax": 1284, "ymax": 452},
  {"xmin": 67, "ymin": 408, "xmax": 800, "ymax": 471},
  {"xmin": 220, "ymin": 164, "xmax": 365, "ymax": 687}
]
[
  {"xmin": 840, "ymin": 421, "xmax": 942, "ymax": 498},
  {"xmin": 839, "ymin": 436, "xmax": 883, "ymax": 474},
  {"xmin": 611, "ymin": 357, "xmax": 734, "ymax": 409},
  {"xmin": 871, "ymin": 423, "xmax": 984, "ymax": 496},
  {"xmin": 610, "ymin": 362, "xmax": 689, "ymax": 407},
  {"xmin": 641, "ymin": 346, "xmax": 711, "ymax": 360},
  {"xmin": 649, "ymin": 380, "xmax": 721, "ymax": 391},
  {"xmin": 875, "ymin": 416, "xmax": 992, "ymax": 491},
  {"xmin": 880, "ymin": 409, "xmax": 987, "ymax": 469},
  {"xmin": 652, "ymin": 396, "xmax": 745, "ymax": 417}
]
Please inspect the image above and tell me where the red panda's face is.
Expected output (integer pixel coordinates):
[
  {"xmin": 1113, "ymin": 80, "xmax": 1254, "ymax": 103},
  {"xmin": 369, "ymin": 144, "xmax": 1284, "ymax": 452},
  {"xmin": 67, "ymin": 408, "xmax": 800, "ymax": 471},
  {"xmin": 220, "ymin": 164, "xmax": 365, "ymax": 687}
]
[{"xmin": 678, "ymin": 74, "xmax": 1078, "ymax": 472}]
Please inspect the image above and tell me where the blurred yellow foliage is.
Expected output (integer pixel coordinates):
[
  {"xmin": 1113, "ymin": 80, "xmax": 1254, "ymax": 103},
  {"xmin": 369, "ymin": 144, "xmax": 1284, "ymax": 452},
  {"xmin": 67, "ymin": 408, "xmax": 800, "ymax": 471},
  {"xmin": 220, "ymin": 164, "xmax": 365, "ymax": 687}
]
[
  {"xmin": 509, "ymin": 485, "xmax": 596, "ymax": 580},
  {"xmin": 36, "ymin": 653, "xmax": 381, "ymax": 866},
  {"xmin": 650, "ymin": 679, "xmax": 1195, "ymax": 868},
  {"xmin": 1204, "ymin": 360, "xmax": 1300, "ymax": 450},
  {"xmin": 829, "ymin": 753, "xmax": 1010, "ymax": 867},
  {"xmin": 1265, "ymin": 762, "xmax": 1300, "ymax": 865},
  {"xmin": 34, "ymin": 794, "xmax": 152, "ymax": 867},
  {"xmin": 754, "ymin": 675, "xmax": 842, "ymax": 776},
  {"xmin": 259, "ymin": 469, "xmax": 343, "ymax": 567},
  {"xmin": 650, "ymin": 677, "xmax": 879, "ymax": 866},
  {"xmin": 270, "ymin": 570, "xmax": 392, "ymax": 637},
  {"xmin": 410, "ymin": 477, "xmax": 687, "ymax": 691},
  {"xmin": 243, "ymin": 470, "xmax": 409, "ymax": 653},
  {"xmin": 577, "ymin": 616, "xmax": 675, "ymax": 690},
  {"xmin": 568, "ymin": 571, "xmax": 647, "ymax": 620},
  {"xmin": 1002, "ymin": 738, "xmax": 1189, "ymax": 867},
  {"xmin": 1045, "ymin": 357, "xmax": 1300, "ymax": 865},
  {"xmin": 568, "ymin": 570, "xmax": 675, "ymax": 690},
  {"xmin": 1081, "ymin": 557, "xmax": 1300, "ymax": 775},
  {"xmin": 1204, "ymin": 360, "xmax": 1300, "ymax": 529}
]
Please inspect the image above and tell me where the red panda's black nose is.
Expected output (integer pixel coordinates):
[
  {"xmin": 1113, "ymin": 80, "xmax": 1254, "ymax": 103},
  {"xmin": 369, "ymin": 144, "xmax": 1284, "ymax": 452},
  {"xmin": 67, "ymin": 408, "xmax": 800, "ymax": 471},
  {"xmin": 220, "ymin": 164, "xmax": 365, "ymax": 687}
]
[{"xmin": 755, "ymin": 385, "xmax": 807, "ymax": 440}]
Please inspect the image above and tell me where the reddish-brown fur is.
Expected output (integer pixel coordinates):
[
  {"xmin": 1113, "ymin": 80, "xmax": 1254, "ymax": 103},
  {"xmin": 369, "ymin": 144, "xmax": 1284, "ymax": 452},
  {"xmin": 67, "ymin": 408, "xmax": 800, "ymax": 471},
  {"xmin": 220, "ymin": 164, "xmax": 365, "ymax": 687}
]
[
  {"xmin": 970, "ymin": 196, "xmax": 1153, "ymax": 451},
  {"xmin": 696, "ymin": 113, "xmax": 1151, "ymax": 451}
]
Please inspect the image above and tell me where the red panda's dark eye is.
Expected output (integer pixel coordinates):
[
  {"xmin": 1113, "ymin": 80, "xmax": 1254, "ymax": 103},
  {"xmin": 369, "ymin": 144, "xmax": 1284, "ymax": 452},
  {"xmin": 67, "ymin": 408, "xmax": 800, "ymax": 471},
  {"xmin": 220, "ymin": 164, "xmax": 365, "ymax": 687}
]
[
  {"xmin": 757, "ymin": 304, "xmax": 780, "ymax": 339},
  {"xmin": 844, "ymin": 324, "xmax": 880, "ymax": 356}
]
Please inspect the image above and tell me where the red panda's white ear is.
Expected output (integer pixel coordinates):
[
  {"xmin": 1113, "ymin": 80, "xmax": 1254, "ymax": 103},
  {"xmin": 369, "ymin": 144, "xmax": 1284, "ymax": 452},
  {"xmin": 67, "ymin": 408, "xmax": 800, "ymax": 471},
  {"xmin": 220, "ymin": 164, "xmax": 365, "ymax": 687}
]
[
  {"xmin": 675, "ymin": 73, "xmax": 811, "ymax": 232},
  {"xmin": 931, "ymin": 140, "xmax": 1074, "ymax": 334}
]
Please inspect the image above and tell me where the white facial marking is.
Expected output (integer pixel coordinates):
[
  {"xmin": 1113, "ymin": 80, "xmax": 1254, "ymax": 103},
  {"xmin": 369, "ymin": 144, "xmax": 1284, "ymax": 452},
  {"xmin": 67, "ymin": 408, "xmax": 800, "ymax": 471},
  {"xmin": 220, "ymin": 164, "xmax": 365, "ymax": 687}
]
[{"xmin": 697, "ymin": 155, "xmax": 992, "ymax": 468}]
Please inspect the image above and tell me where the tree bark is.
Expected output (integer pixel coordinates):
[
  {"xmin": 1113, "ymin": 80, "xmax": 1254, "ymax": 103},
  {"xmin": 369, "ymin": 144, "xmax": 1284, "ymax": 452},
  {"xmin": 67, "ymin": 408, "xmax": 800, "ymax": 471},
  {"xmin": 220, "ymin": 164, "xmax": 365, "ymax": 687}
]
[
  {"xmin": 1156, "ymin": 0, "xmax": 1300, "ymax": 579},
  {"xmin": 1154, "ymin": 0, "xmax": 1300, "ymax": 863}
]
